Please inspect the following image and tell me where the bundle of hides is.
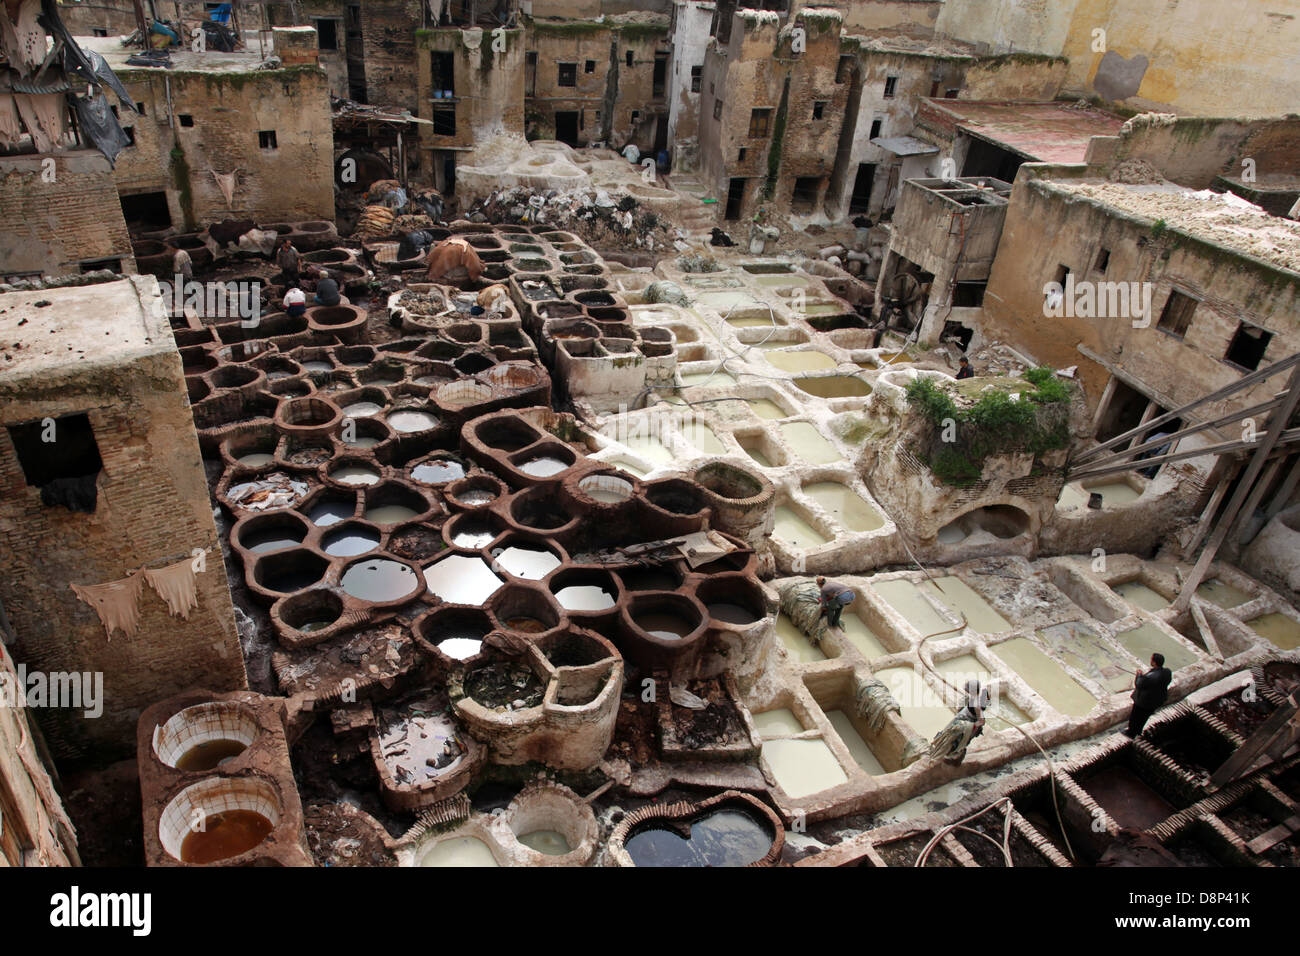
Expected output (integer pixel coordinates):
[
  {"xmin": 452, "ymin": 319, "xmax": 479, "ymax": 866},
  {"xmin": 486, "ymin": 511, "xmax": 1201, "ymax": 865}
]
[
  {"xmin": 366, "ymin": 179, "xmax": 403, "ymax": 204},
  {"xmin": 852, "ymin": 675, "xmax": 900, "ymax": 733},
  {"xmin": 901, "ymin": 737, "xmax": 928, "ymax": 768},
  {"xmin": 410, "ymin": 189, "xmax": 443, "ymax": 222},
  {"xmin": 477, "ymin": 284, "xmax": 508, "ymax": 308},
  {"xmin": 425, "ymin": 238, "xmax": 483, "ymax": 282},
  {"xmin": 208, "ymin": 218, "xmax": 257, "ymax": 248},
  {"xmin": 777, "ymin": 581, "xmax": 829, "ymax": 648},
  {"xmin": 645, "ymin": 280, "xmax": 688, "ymax": 306},
  {"xmin": 396, "ymin": 229, "xmax": 435, "ymax": 262},
  {"xmin": 237, "ymin": 228, "xmax": 278, "ymax": 257},
  {"xmin": 928, "ymin": 714, "xmax": 978, "ymax": 760},
  {"xmin": 356, "ymin": 205, "xmax": 396, "ymax": 238},
  {"xmin": 393, "ymin": 213, "xmax": 435, "ymax": 235}
]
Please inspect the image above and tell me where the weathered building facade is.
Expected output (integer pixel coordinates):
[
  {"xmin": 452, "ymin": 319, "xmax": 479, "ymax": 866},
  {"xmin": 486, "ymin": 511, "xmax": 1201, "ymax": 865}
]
[
  {"xmin": 85, "ymin": 35, "xmax": 335, "ymax": 230},
  {"xmin": 0, "ymin": 278, "xmax": 248, "ymax": 761}
]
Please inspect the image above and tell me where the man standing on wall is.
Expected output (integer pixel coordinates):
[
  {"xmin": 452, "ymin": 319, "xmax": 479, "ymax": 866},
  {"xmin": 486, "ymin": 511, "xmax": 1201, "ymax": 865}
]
[
  {"xmin": 1125, "ymin": 653, "xmax": 1172, "ymax": 738},
  {"xmin": 816, "ymin": 576, "xmax": 855, "ymax": 629},
  {"xmin": 276, "ymin": 237, "xmax": 302, "ymax": 287}
]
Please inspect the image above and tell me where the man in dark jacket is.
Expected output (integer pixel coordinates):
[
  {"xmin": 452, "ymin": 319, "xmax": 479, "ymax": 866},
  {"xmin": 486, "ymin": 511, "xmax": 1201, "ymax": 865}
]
[
  {"xmin": 313, "ymin": 270, "xmax": 341, "ymax": 307},
  {"xmin": 1125, "ymin": 653, "xmax": 1172, "ymax": 738}
]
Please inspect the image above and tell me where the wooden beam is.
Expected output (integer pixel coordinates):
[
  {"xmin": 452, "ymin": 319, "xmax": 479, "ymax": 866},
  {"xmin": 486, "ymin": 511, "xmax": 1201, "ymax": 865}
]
[
  {"xmin": 1072, "ymin": 396, "xmax": 1283, "ymax": 476},
  {"xmin": 1182, "ymin": 463, "xmax": 1236, "ymax": 561},
  {"xmin": 1234, "ymin": 456, "xmax": 1283, "ymax": 547},
  {"xmin": 1245, "ymin": 814, "xmax": 1300, "ymax": 855},
  {"xmin": 1209, "ymin": 697, "xmax": 1298, "ymax": 789},
  {"xmin": 1068, "ymin": 428, "xmax": 1300, "ymax": 484},
  {"xmin": 1189, "ymin": 601, "xmax": 1222, "ymax": 660},
  {"xmin": 1263, "ymin": 454, "xmax": 1300, "ymax": 522},
  {"xmin": 1073, "ymin": 351, "xmax": 1300, "ymax": 464},
  {"xmin": 1174, "ymin": 362, "xmax": 1300, "ymax": 614}
]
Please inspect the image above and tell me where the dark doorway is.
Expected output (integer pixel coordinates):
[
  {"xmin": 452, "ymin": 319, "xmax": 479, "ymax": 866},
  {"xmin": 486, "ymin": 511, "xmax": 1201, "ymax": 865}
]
[
  {"xmin": 960, "ymin": 136, "xmax": 1022, "ymax": 182},
  {"xmin": 791, "ymin": 177, "xmax": 820, "ymax": 214},
  {"xmin": 434, "ymin": 151, "xmax": 457, "ymax": 195},
  {"xmin": 555, "ymin": 111, "xmax": 580, "ymax": 147},
  {"xmin": 653, "ymin": 114, "xmax": 668, "ymax": 155},
  {"xmin": 1096, "ymin": 379, "xmax": 1150, "ymax": 443},
  {"xmin": 120, "ymin": 191, "xmax": 171, "ymax": 231},
  {"xmin": 653, "ymin": 52, "xmax": 668, "ymax": 99},
  {"xmin": 849, "ymin": 163, "xmax": 875, "ymax": 214},
  {"xmin": 345, "ymin": 4, "xmax": 366, "ymax": 102},
  {"xmin": 725, "ymin": 177, "xmax": 747, "ymax": 220}
]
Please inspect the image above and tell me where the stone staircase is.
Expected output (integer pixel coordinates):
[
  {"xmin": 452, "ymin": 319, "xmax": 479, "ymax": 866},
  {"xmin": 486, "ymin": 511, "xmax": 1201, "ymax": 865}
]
[{"xmin": 664, "ymin": 172, "xmax": 722, "ymax": 245}]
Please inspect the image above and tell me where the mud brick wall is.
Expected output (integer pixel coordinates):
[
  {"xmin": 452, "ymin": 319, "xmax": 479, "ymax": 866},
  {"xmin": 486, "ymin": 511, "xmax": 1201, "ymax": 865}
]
[
  {"xmin": 112, "ymin": 66, "xmax": 335, "ymax": 228},
  {"xmin": 0, "ymin": 154, "xmax": 134, "ymax": 277},
  {"xmin": 0, "ymin": 283, "xmax": 247, "ymax": 762},
  {"xmin": 361, "ymin": 0, "xmax": 424, "ymax": 112},
  {"xmin": 983, "ymin": 177, "xmax": 1300, "ymax": 417},
  {"xmin": 416, "ymin": 27, "xmax": 526, "ymax": 163}
]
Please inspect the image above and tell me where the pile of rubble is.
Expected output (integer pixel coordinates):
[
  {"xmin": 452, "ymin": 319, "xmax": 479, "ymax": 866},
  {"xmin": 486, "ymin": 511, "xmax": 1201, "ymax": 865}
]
[{"xmin": 468, "ymin": 187, "xmax": 677, "ymax": 252}]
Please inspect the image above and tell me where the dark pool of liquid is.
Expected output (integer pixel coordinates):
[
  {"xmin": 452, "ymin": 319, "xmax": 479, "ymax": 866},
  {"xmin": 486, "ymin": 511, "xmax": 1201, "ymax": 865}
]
[
  {"xmin": 708, "ymin": 602, "xmax": 759, "ymax": 625},
  {"xmin": 180, "ymin": 809, "xmax": 274, "ymax": 864},
  {"xmin": 625, "ymin": 809, "xmax": 772, "ymax": 867},
  {"xmin": 412, "ymin": 460, "xmax": 466, "ymax": 484},
  {"xmin": 175, "ymin": 738, "xmax": 248, "ymax": 772},
  {"xmin": 243, "ymin": 532, "xmax": 303, "ymax": 554},
  {"xmin": 1082, "ymin": 765, "xmax": 1178, "ymax": 830},
  {"xmin": 619, "ymin": 567, "xmax": 679, "ymax": 591},
  {"xmin": 635, "ymin": 611, "xmax": 694, "ymax": 641},
  {"xmin": 262, "ymin": 567, "xmax": 325, "ymax": 593}
]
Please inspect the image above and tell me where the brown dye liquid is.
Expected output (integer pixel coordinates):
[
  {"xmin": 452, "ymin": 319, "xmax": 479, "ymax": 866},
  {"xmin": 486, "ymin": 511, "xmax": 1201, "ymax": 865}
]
[
  {"xmin": 180, "ymin": 809, "xmax": 273, "ymax": 864},
  {"xmin": 505, "ymin": 616, "xmax": 548, "ymax": 633},
  {"xmin": 175, "ymin": 739, "xmax": 248, "ymax": 772}
]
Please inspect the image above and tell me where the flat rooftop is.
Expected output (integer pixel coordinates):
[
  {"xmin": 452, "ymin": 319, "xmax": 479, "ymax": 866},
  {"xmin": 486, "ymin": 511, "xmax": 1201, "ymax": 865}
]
[
  {"xmin": 76, "ymin": 34, "xmax": 276, "ymax": 74},
  {"xmin": 930, "ymin": 100, "xmax": 1127, "ymax": 164},
  {"xmin": 1048, "ymin": 179, "xmax": 1300, "ymax": 274},
  {"xmin": 0, "ymin": 277, "xmax": 169, "ymax": 381}
]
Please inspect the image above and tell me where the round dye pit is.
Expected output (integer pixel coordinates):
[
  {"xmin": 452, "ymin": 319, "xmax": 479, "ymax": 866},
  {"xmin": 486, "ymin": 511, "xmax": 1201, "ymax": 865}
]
[
  {"xmin": 556, "ymin": 585, "xmax": 615, "ymax": 612},
  {"xmin": 387, "ymin": 409, "xmax": 440, "ymax": 433},
  {"xmin": 635, "ymin": 611, "xmax": 694, "ymax": 641},
  {"xmin": 159, "ymin": 777, "xmax": 281, "ymax": 865},
  {"xmin": 518, "ymin": 830, "xmax": 571, "ymax": 856},
  {"xmin": 154, "ymin": 701, "xmax": 260, "ymax": 771},
  {"xmin": 307, "ymin": 497, "xmax": 355, "ymax": 526},
  {"xmin": 494, "ymin": 546, "xmax": 561, "ymax": 580},
  {"xmin": 340, "ymin": 559, "xmax": 420, "ymax": 603},
  {"xmin": 322, "ymin": 524, "xmax": 381, "ymax": 557},
  {"xmin": 412, "ymin": 459, "xmax": 466, "ymax": 484},
  {"xmin": 437, "ymin": 637, "xmax": 483, "ymax": 660},
  {"xmin": 519, "ymin": 456, "xmax": 570, "ymax": 478},
  {"xmin": 624, "ymin": 809, "xmax": 773, "ymax": 867},
  {"xmin": 241, "ymin": 528, "xmax": 305, "ymax": 554},
  {"xmin": 330, "ymin": 464, "xmax": 380, "ymax": 486},
  {"xmin": 365, "ymin": 504, "xmax": 419, "ymax": 524},
  {"xmin": 452, "ymin": 520, "xmax": 499, "ymax": 548},
  {"xmin": 419, "ymin": 836, "xmax": 499, "ymax": 867}
]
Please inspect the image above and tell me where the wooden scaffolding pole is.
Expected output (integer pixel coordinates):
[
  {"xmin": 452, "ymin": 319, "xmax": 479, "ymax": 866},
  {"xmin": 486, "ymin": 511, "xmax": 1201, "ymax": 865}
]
[{"xmin": 1173, "ymin": 362, "xmax": 1300, "ymax": 613}]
